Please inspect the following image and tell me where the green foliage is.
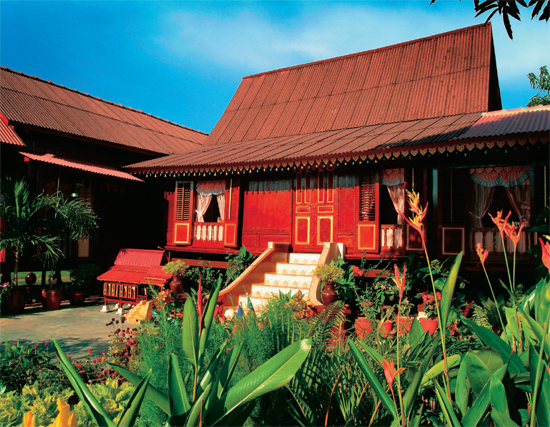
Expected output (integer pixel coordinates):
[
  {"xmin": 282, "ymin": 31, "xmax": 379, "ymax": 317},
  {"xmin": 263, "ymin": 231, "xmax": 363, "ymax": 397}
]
[
  {"xmin": 73, "ymin": 378, "xmax": 135, "ymax": 425},
  {"xmin": 162, "ymin": 260, "xmax": 190, "ymax": 278},
  {"xmin": 187, "ymin": 262, "xmax": 222, "ymax": 295},
  {"xmin": 69, "ymin": 263, "xmax": 101, "ymax": 293},
  {"xmin": 527, "ymin": 65, "xmax": 550, "ymax": 106},
  {"xmin": 314, "ymin": 263, "xmax": 344, "ymax": 285},
  {"xmin": 226, "ymin": 245, "xmax": 255, "ymax": 284},
  {"xmin": 0, "ymin": 382, "xmax": 73, "ymax": 427}
]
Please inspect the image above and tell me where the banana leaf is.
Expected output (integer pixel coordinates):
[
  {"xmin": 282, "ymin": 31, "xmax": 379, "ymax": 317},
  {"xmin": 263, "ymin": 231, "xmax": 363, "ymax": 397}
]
[
  {"xmin": 182, "ymin": 296, "xmax": 199, "ymax": 371},
  {"xmin": 53, "ymin": 338, "xmax": 115, "ymax": 427},
  {"xmin": 168, "ymin": 353, "xmax": 190, "ymax": 419},
  {"xmin": 491, "ymin": 408, "xmax": 520, "ymax": 427},
  {"xmin": 349, "ymin": 340, "xmax": 397, "ymax": 419},
  {"xmin": 465, "ymin": 349, "xmax": 503, "ymax": 398},
  {"xmin": 455, "ymin": 359, "xmax": 470, "ymax": 416},
  {"xmin": 116, "ymin": 371, "xmax": 151, "ymax": 427},
  {"xmin": 208, "ymin": 341, "xmax": 243, "ymax": 403},
  {"xmin": 108, "ymin": 363, "xmax": 171, "ymax": 415},
  {"xmin": 420, "ymin": 354, "xmax": 461, "ymax": 388},
  {"xmin": 185, "ymin": 383, "xmax": 213, "ymax": 426},
  {"xmin": 196, "ymin": 344, "xmax": 225, "ymax": 400},
  {"xmin": 203, "ymin": 338, "xmax": 312, "ymax": 426},
  {"xmin": 433, "ymin": 379, "xmax": 462, "ymax": 427},
  {"xmin": 439, "ymin": 252, "xmax": 463, "ymax": 327},
  {"xmin": 489, "ymin": 376, "xmax": 509, "ymax": 417},
  {"xmin": 529, "ymin": 343, "xmax": 550, "ymax": 427},
  {"xmin": 403, "ymin": 343, "xmax": 436, "ymax": 420},
  {"xmin": 519, "ymin": 308, "xmax": 550, "ymax": 356},
  {"xmin": 461, "ymin": 318, "xmax": 526, "ymax": 374},
  {"xmin": 199, "ymin": 276, "xmax": 223, "ymax": 364}
]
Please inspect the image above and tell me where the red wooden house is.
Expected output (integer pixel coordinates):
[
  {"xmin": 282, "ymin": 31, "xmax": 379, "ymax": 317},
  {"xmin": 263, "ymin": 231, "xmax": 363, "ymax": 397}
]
[
  {"xmin": 126, "ymin": 24, "xmax": 548, "ymax": 309},
  {"xmin": 0, "ymin": 68, "xmax": 206, "ymax": 280}
]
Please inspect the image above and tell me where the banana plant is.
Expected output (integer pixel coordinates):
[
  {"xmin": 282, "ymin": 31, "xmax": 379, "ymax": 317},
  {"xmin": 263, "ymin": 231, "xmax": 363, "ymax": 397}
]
[{"xmin": 110, "ymin": 277, "xmax": 312, "ymax": 426}]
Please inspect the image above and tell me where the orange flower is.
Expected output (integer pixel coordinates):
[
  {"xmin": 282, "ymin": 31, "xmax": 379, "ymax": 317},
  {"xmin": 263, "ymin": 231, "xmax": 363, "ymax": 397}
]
[
  {"xmin": 379, "ymin": 358, "xmax": 405, "ymax": 389},
  {"xmin": 505, "ymin": 221, "xmax": 526, "ymax": 250},
  {"xmin": 21, "ymin": 411, "xmax": 35, "ymax": 427},
  {"xmin": 488, "ymin": 210, "xmax": 511, "ymax": 237},
  {"xmin": 540, "ymin": 237, "xmax": 550, "ymax": 274},
  {"xmin": 393, "ymin": 264, "xmax": 407, "ymax": 300},
  {"xmin": 397, "ymin": 190, "xmax": 428, "ymax": 236},
  {"xmin": 476, "ymin": 242, "xmax": 490, "ymax": 267}
]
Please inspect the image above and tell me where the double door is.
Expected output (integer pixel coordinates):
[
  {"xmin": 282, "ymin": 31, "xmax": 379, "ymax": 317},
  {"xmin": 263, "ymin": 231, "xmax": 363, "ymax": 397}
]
[{"xmin": 293, "ymin": 170, "xmax": 336, "ymax": 251}]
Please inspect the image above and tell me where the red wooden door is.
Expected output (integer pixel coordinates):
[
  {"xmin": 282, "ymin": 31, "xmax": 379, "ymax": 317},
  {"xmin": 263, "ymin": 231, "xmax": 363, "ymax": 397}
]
[
  {"xmin": 173, "ymin": 181, "xmax": 194, "ymax": 245},
  {"xmin": 293, "ymin": 170, "xmax": 336, "ymax": 251},
  {"xmin": 224, "ymin": 178, "xmax": 241, "ymax": 248}
]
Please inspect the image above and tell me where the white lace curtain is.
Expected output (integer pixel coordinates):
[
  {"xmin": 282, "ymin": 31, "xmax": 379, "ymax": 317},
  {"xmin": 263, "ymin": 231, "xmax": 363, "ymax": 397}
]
[
  {"xmin": 470, "ymin": 166, "xmax": 530, "ymax": 227},
  {"xmin": 382, "ymin": 168, "xmax": 405, "ymax": 247},
  {"xmin": 195, "ymin": 180, "xmax": 226, "ymax": 222}
]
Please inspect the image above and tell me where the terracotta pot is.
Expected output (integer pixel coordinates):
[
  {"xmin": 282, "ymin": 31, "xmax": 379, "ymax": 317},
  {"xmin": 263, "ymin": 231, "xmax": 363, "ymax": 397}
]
[
  {"xmin": 42, "ymin": 289, "xmax": 63, "ymax": 310},
  {"xmin": 169, "ymin": 276, "xmax": 183, "ymax": 294},
  {"xmin": 70, "ymin": 292, "xmax": 87, "ymax": 306},
  {"xmin": 355, "ymin": 317, "xmax": 373, "ymax": 338},
  {"xmin": 379, "ymin": 320, "xmax": 394, "ymax": 336},
  {"xmin": 419, "ymin": 318, "xmax": 438, "ymax": 334},
  {"xmin": 321, "ymin": 282, "xmax": 337, "ymax": 305},
  {"xmin": 396, "ymin": 316, "xmax": 413, "ymax": 334},
  {"xmin": 2, "ymin": 286, "xmax": 27, "ymax": 314}
]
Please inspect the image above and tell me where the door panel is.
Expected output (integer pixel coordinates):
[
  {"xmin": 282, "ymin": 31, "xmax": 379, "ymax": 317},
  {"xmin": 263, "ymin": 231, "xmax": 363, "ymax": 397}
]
[
  {"xmin": 174, "ymin": 181, "xmax": 194, "ymax": 245},
  {"xmin": 293, "ymin": 170, "xmax": 336, "ymax": 251},
  {"xmin": 224, "ymin": 178, "xmax": 241, "ymax": 248}
]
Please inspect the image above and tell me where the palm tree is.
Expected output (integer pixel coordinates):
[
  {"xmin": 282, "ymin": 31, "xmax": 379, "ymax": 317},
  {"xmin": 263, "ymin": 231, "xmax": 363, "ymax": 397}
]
[{"xmin": 0, "ymin": 177, "xmax": 99, "ymax": 286}]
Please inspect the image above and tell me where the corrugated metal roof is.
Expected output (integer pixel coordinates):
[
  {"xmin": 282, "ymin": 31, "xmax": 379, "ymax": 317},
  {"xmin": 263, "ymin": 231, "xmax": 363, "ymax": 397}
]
[
  {"xmin": 205, "ymin": 24, "xmax": 498, "ymax": 146},
  {"xmin": 0, "ymin": 118, "xmax": 25, "ymax": 146},
  {"xmin": 457, "ymin": 105, "xmax": 550, "ymax": 139},
  {"xmin": 0, "ymin": 68, "xmax": 207, "ymax": 154},
  {"xmin": 126, "ymin": 113, "xmax": 482, "ymax": 172},
  {"xmin": 97, "ymin": 268, "xmax": 170, "ymax": 285},
  {"xmin": 20, "ymin": 152, "xmax": 144, "ymax": 181},
  {"xmin": 113, "ymin": 249, "xmax": 166, "ymax": 267}
]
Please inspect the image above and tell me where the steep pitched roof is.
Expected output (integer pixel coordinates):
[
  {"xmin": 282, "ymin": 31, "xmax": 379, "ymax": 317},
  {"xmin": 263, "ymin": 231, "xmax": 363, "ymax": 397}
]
[
  {"xmin": 206, "ymin": 23, "xmax": 499, "ymax": 146},
  {"xmin": 0, "ymin": 67, "xmax": 207, "ymax": 154}
]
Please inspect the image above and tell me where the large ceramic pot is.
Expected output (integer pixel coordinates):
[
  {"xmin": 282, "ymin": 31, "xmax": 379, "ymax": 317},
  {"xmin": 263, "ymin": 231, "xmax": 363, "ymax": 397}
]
[
  {"xmin": 2, "ymin": 286, "xmax": 28, "ymax": 315},
  {"xmin": 42, "ymin": 289, "xmax": 63, "ymax": 310},
  {"xmin": 379, "ymin": 320, "xmax": 394, "ymax": 337},
  {"xmin": 321, "ymin": 282, "xmax": 337, "ymax": 305},
  {"xmin": 419, "ymin": 317, "xmax": 438, "ymax": 334},
  {"xmin": 68, "ymin": 292, "xmax": 87, "ymax": 306},
  {"xmin": 169, "ymin": 276, "xmax": 183, "ymax": 294}
]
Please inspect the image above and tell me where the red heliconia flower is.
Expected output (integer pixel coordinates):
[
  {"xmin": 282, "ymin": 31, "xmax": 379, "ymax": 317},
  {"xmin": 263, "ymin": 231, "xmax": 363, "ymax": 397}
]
[
  {"xmin": 393, "ymin": 264, "xmax": 407, "ymax": 300},
  {"xmin": 476, "ymin": 242, "xmax": 490, "ymax": 267},
  {"xmin": 505, "ymin": 221, "xmax": 526, "ymax": 251},
  {"xmin": 379, "ymin": 358, "xmax": 405, "ymax": 389},
  {"xmin": 488, "ymin": 210, "xmax": 511, "ymax": 237},
  {"xmin": 539, "ymin": 237, "xmax": 550, "ymax": 274}
]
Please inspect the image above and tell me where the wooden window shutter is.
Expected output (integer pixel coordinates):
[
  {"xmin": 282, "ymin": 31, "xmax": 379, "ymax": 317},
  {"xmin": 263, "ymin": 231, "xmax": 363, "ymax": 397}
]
[
  {"xmin": 224, "ymin": 178, "xmax": 241, "ymax": 248},
  {"xmin": 357, "ymin": 173, "xmax": 379, "ymax": 252},
  {"xmin": 174, "ymin": 181, "xmax": 194, "ymax": 245}
]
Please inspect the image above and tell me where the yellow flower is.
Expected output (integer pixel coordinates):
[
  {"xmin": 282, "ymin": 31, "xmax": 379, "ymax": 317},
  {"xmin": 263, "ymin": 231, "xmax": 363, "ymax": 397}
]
[
  {"xmin": 48, "ymin": 399, "xmax": 77, "ymax": 427},
  {"xmin": 397, "ymin": 190, "xmax": 428, "ymax": 238},
  {"xmin": 20, "ymin": 411, "xmax": 35, "ymax": 427}
]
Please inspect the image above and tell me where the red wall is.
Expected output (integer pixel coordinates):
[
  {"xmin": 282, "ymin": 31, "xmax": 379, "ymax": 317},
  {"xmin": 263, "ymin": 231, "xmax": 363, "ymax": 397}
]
[
  {"xmin": 242, "ymin": 177, "xmax": 293, "ymax": 252},
  {"xmin": 336, "ymin": 173, "xmax": 358, "ymax": 253}
]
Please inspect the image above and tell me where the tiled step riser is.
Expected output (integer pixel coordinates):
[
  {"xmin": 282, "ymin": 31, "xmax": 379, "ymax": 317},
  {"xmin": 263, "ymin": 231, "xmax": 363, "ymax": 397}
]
[
  {"xmin": 250, "ymin": 285, "xmax": 308, "ymax": 299},
  {"xmin": 264, "ymin": 274, "xmax": 312, "ymax": 289},
  {"xmin": 288, "ymin": 253, "xmax": 321, "ymax": 265},
  {"xmin": 276, "ymin": 263, "xmax": 316, "ymax": 276}
]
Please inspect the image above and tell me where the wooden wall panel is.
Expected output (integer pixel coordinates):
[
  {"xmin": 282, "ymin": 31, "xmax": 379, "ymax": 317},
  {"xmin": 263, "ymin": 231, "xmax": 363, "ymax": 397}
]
[
  {"xmin": 243, "ymin": 177, "xmax": 293, "ymax": 250},
  {"xmin": 337, "ymin": 174, "xmax": 357, "ymax": 234}
]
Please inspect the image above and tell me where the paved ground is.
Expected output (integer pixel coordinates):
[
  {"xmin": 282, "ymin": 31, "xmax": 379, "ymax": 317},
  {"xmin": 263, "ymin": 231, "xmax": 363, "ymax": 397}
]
[{"xmin": 0, "ymin": 298, "xmax": 125, "ymax": 359}]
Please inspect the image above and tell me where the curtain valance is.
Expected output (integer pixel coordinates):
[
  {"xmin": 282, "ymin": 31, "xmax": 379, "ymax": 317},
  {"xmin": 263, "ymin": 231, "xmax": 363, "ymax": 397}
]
[
  {"xmin": 196, "ymin": 180, "xmax": 226, "ymax": 196},
  {"xmin": 470, "ymin": 166, "xmax": 529, "ymax": 188},
  {"xmin": 382, "ymin": 168, "xmax": 405, "ymax": 186}
]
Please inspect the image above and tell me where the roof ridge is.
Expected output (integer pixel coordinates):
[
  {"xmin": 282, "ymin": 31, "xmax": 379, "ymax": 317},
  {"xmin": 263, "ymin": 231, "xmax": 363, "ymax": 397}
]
[
  {"xmin": 0, "ymin": 66, "xmax": 208, "ymax": 136},
  {"xmin": 481, "ymin": 105, "xmax": 550, "ymax": 116},
  {"xmin": 243, "ymin": 23, "xmax": 491, "ymax": 80},
  {"xmin": 1, "ymin": 85, "xmax": 205, "ymax": 144}
]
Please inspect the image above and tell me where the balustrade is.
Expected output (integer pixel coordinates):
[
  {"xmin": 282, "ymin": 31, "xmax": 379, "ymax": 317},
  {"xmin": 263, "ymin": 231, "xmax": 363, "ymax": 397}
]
[
  {"xmin": 471, "ymin": 227, "xmax": 533, "ymax": 255},
  {"xmin": 381, "ymin": 224, "xmax": 404, "ymax": 251},
  {"xmin": 194, "ymin": 222, "xmax": 224, "ymax": 242}
]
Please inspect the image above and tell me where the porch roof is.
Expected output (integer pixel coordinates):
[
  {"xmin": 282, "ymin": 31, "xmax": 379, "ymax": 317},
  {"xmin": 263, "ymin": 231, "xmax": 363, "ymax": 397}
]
[
  {"xmin": 0, "ymin": 118, "xmax": 25, "ymax": 146},
  {"xmin": 21, "ymin": 152, "xmax": 144, "ymax": 182}
]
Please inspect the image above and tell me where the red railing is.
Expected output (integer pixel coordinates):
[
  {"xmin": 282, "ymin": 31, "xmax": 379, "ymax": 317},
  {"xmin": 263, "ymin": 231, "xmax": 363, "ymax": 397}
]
[{"xmin": 194, "ymin": 222, "xmax": 224, "ymax": 243}]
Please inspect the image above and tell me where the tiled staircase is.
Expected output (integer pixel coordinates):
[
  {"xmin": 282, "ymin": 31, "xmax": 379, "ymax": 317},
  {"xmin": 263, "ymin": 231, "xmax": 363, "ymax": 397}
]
[{"xmin": 238, "ymin": 253, "xmax": 320, "ymax": 311}]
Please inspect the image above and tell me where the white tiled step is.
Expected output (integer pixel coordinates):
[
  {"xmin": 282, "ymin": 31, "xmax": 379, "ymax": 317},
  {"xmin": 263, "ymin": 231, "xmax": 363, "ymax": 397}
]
[
  {"xmin": 264, "ymin": 273, "xmax": 313, "ymax": 289},
  {"xmin": 276, "ymin": 263, "xmax": 317, "ymax": 276},
  {"xmin": 238, "ymin": 296, "xmax": 268, "ymax": 309},
  {"xmin": 250, "ymin": 285, "xmax": 308, "ymax": 299},
  {"xmin": 289, "ymin": 253, "xmax": 321, "ymax": 265}
]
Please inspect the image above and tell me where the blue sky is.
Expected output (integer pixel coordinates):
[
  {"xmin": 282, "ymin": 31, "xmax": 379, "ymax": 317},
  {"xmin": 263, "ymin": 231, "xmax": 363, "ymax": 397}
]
[{"xmin": 1, "ymin": 1, "xmax": 549, "ymax": 134}]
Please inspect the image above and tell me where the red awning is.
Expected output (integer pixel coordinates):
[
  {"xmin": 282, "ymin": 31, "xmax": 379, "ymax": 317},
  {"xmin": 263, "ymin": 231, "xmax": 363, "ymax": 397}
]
[
  {"xmin": 0, "ymin": 119, "xmax": 25, "ymax": 146},
  {"xmin": 20, "ymin": 152, "xmax": 143, "ymax": 182}
]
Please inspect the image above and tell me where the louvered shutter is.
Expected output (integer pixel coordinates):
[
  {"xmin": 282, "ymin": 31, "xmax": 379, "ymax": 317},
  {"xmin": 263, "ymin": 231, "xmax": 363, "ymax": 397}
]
[
  {"xmin": 174, "ymin": 181, "xmax": 194, "ymax": 245},
  {"xmin": 224, "ymin": 178, "xmax": 241, "ymax": 247},
  {"xmin": 357, "ymin": 173, "xmax": 379, "ymax": 252}
]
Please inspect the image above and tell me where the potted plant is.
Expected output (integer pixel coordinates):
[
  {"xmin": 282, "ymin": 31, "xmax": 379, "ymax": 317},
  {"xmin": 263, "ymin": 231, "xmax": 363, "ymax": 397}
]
[
  {"xmin": 314, "ymin": 263, "xmax": 344, "ymax": 305},
  {"xmin": 0, "ymin": 278, "xmax": 28, "ymax": 315},
  {"xmin": 417, "ymin": 290, "xmax": 440, "ymax": 334},
  {"xmin": 163, "ymin": 260, "xmax": 190, "ymax": 294},
  {"xmin": 42, "ymin": 272, "xmax": 64, "ymax": 310},
  {"xmin": 67, "ymin": 263, "xmax": 100, "ymax": 305}
]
